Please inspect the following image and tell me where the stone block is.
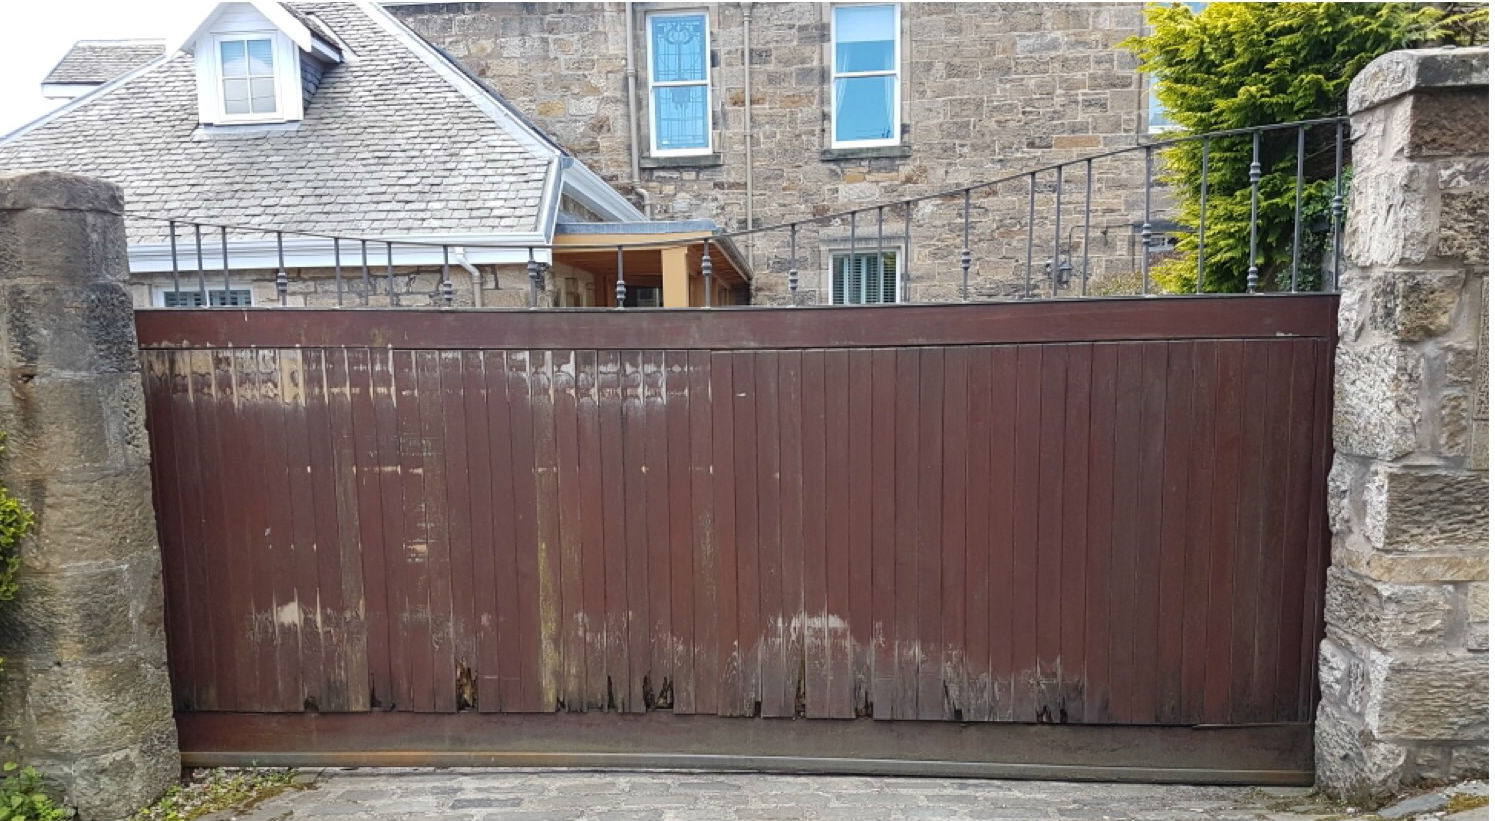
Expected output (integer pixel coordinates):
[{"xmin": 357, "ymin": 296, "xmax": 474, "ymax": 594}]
[
  {"xmin": 1438, "ymin": 190, "xmax": 1490, "ymax": 267},
  {"xmin": 1345, "ymin": 164, "xmax": 1437, "ymax": 268},
  {"xmin": 21, "ymin": 656, "xmax": 174, "ymax": 757},
  {"xmin": 1334, "ymin": 343, "xmax": 1423, "ymax": 461},
  {"xmin": 1349, "ymin": 47, "xmax": 1490, "ymax": 116},
  {"xmin": 64, "ymin": 721, "xmax": 180, "ymax": 821},
  {"xmin": 1336, "ymin": 550, "xmax": 1488, "ymax": 584},
  {"xmin": 1364, "ymin": 465, "xmax": 1489, "ymax": 555},
  {"xmin": 1367, "ymin": 652, "xmax": 1489, "ymax": 741},
  {"xmin": 1316, "ymin": 699, "xmax": 1410, "ymax": 800},
  {"xmin": 0, "ymin": 372, "xmax": 152, "ymax": 478},
  {"xmin": 0, "ymin": 559, "xmax": 165, "ymax": 662},
  {"xmin": 1450, "ymin": 743, "xmax": 1490, "ymax": 779},
  {"xmin": 0, "ymin": 282, "xmax": 140, "ymax": 374},
  {"xmin": 1368, "ymin": 270, "xmax": 1466, "ymax": 341},
  {"xmin": 0, "ymin": 170, "xmax": 123, "ymax": 214},
  {"xmin": 0, "ymin": 208, "xmax": 130, "ymax": 286},
  {"xmin": 1324, "ymin": 566, "xmax": 1453, "ymax": 649}
]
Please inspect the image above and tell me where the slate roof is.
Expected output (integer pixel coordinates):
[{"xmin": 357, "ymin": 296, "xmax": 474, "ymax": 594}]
[
  {"xmin": 43, "ymin": 40, "xmax": 165, "ymax": 86},
  {"xmin": 0, "ymin": 3, "xmax": 553, "ymax": 245}
]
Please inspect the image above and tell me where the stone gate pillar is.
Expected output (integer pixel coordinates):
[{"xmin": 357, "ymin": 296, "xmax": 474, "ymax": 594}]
[
  {"xmin": 0, "ymin": 171, "xmax": 178, "ymax": 818},
  {"xmin": 1318, "ymin": 47, "xmax": 1489, "ymax": 799}
]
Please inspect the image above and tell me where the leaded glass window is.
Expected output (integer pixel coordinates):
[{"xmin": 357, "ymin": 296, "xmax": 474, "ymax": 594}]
[{"xmin": 648, "ymin": 12, "xmax": 711, "ymax": 155}]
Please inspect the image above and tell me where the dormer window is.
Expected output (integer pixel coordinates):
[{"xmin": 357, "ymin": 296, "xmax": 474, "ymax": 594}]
[{"xmin": 217, "ymin": 35, "xmax": 278, "ymax": 117}]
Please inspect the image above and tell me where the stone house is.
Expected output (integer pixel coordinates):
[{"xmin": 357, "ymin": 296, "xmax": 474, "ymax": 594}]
[
  {"xmin": 0, "ymin": 1, "xmax": 751, "ymax": 308},
  {"xmin": 391, "ymin": 2, "xmax": 1164, "ymax": 304}
]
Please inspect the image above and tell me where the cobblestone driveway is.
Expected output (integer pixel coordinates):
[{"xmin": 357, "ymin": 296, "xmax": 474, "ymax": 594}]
[{"xmin": 218, "ymin": 769, "xmax": 1471, "ymax": 821}]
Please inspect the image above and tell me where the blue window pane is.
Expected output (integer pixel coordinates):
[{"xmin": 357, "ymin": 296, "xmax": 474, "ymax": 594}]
[
  {"xmin": 834, "ymin": 75, "xmax": 895, "ymax": 143},
  {"xmin": 833, "ymin": 5, "xmax": 895, "ymax": 73},
  {"xmin": 653, "ymin": 86, "xmax": 709, "ymax": 150},
  {"xmin": 247, "ymin": 39, "xmax": 273, "ymax": 75},
  {"xmin": 651, "ymin": 14, "xmax": 707, "ymax": 83},
  {"xmin": 219, "ymin": 40, "xmax": 246, "ymax": 77}
]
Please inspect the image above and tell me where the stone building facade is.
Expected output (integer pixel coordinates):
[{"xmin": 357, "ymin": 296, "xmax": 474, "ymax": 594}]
[{"xmin": 392, "ymin": 2, "xmax": 1158, "ymax": 304}]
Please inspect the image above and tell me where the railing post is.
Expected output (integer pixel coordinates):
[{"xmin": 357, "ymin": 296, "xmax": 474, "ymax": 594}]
[
  {"xmin": 1082, "ymin": 158, "xmax": 1092, "ymax": 295},
  {"xmin": 1025, "ymin": 173, "xmax": 1036, "ymax": 298},
  {"xmin": 275, "ymin": 230, "xmax": 287, "ymax": 305},
  {"xmin": 848, "ymin": 210, "xmax": 857, "ymax": 305},
  {"xmin": 1141, "ymin": 144, "xmax": 1153, "ymax": 295},
  {"xmin": 193, "ymin": 222, "xmax": 206, "ymax": 304},
  {"xmin": 1330, "ymin": 118, "xmax": 1346, "ymax": 292},
  {"xmin": 168, "ymin": 219, "xmax": 180, "ymax": 303},
  {"xmin": 1291, "ymin": 125, "xmax": 1305, "ymax": 292},
  {"xmin": 961, "ymin": 188, "xmax": 972, "ymax": 302},
  {"xmin": 360, "ymin": 238, "xmax": 370, "ymax": 305},
  {"xmin": 1246, "ymin": 129, "xmax": 1262, "ymax": 293},
  {"xmin": 1052, "ymin": 166, "xmax": 1063, "ymax": 296},
  {"xmin": 1197, "ymin": 137, "xmax": 1209, "ymax": 294},
  {"xmin": 527, "ymin": 246, "xmax": 540, "ymax": 307},
  {"xmin": 902, "ymin": 201, "xmax": 912, "ymax": 300},
  {"xmin": 700, "ymin": 238, "xmax": 713, "ymax": 306},
  {"xmin": 440, "ymin": 244, "xmax": 454, "ymax": 305},
  {"xmin": 876, "ymin": 205, "xmax": 886, "ymax": 304},
  {"xmin": 386, "ymin": 241, "xmax": 396, "ymax": 304},
  {"xmin": 334, "ymin": 235, "xmax": 343, "ymax": 306},
  {"xmin": 220, "ymin": 224, "xmax": 230, "ymax": 301},
  {"xmin": 788, "ymin": 223, "xmax": 799, "ymax": 305},
  {"xmin": 615, "ymin": 244, "xmax": 626, "ymax": 307}
]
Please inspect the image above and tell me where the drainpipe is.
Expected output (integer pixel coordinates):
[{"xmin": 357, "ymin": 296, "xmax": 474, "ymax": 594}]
[
  {"xmin": 453, "ymin": 247, "xmax": 483, "ymax": 307},
  {"xmin": 742, "ymin": 3, "xmax": 754, "ymax": 269},
  {"xmin": 624, "ymin": 2, "xmax": 652, "ymax": 218}
]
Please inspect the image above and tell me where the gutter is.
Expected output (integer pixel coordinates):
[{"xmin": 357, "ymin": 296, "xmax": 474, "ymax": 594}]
[
  {"xmin": 624, "ymin": 2, "xmax": 652, "ymax": 218},
  {"xmin": 453, "ymin": 247, "xmax": 484, "ymax": 307}
]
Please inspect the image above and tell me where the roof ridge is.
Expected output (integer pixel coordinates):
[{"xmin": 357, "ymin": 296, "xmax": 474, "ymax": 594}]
[{"xmin": 67, "ymin": 38, "xmax": 166, "ymax": 46}]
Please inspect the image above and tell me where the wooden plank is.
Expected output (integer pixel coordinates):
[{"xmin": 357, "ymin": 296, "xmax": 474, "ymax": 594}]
[
  {"xmin": 145, "ymin": 352, "xmax": 194, "ymax": 708},
  {"xmin": 369, "ymin": 349, "xmax": 409, "ymax": 712},
  {"xmin": 1298, "ymin": 340, "xmax": 1334, "ymax": 722},
  {"xmin": 1229, "ymin": 340, "xmax": 1269, "ymax": 723},
  {"xmin": 730, "ymin": 351, "xmax": 761, "ymax": 716},
  {"xmin": 1180, "ymin": 342, "xmax": 1217, "ymax": 725},
  {"xmin": 799, "ymin": 350, "xmax": 830, "ymax": 719},
  {"xmin": 303, "ymin": 348, "xmax": 349, "ymax": 711},
  {"xmin": 460, "ymin": 350, "xmax": 500, "ymax": 713},
  {"xmin": 1010, "ymin": 346, "xmax": 1042, "ymax": 722},
  {"xmin": 868, "ymin": 348, "xmax": 898, "ymax": 721},
  {"xmin": 987, "ymin": 346, "xmax": 1019, "ymax": 723},
  {"xmin": 915, "ymin": 347, "xmax": 945, "ymax": 721},
  {"xmin": 138, "ymin": 295, "xmax": 1342, "ymax": 352},
  {"xmin": 169, "ymin": 351, "xmax": 215, "ymax": 709},
  {"xmin": 1274, "ymin": 341, "xmax": 1317, "ymax": 722},
  {"xmin": 1034, "ymin": 345, "xmax": 1066, "ymax": 721},
  {"xmin": 596, "ymin": 350, "xmax": 629, "ymax": 712},
  {"xmin": 505, "ymin": 351, "xmax": 543, "ymax": 713},
  {"xmin": 845, "ymin": 349, "xmax": 873, "ymax": 718},
  {"xmin": 550, "ymin": 349, "xmax": 586, "ymax": 712},
  {"xmin": 530, "ymin": 351, "xmax": 564, "ymax": 712},
  {"xmin": 1155, "ymin": 341, "xmax": 1195, "ymax": 725},
  {"xmin": 415, "ymin": 351, "xmax": 455, "ymax": 713},
  {"xmin": 752, "ymin": 351, "xmax": 785, "ymax": 717},
  {"xmin": 1081, "ymin": 344, "xmax": 1117, "ymax": 723},
  {"xmin": 1203, "ymin": 341, "xmax": 1245, "ymax": 724},
  {"xmin": 686, "ymin": 350, "xmax": 719, "ymax": 716},
  {"xmin": 824, "ymin": 349, "xmax": 854, "ymax": 719},
  {"xmin": 215, "ymin": 349, "xmax": 257, "ymax": 710},
  {"xmin": 665, "ymin": 351, "xmax": 696, "ymax": 713},
  {"xmin": 345, "ymin": 348, "xmax": 388, "ymax": 713},
  {"xmin": 776, "ymin": 351, "xmax": 807, "ymax": 717},
  {"xmin": 481, "ymin": 351, "xmax": 519, "ymax": 713},
  {"xmin": 1059, "ymin": 344, "xmax": 1092, "ymax": 723},
  {"xmin": 961, "ymin": 347, "xmax": 993, "ymax": 722},
  {"xmin": 236, "ymin": 350, "xmax": 280, "ymax": 713},
  {"xmin": 1105, "ymin": 344, "xmax": 1144, "ymax": 724},
  {"xmin": 708, "ymin": 351, "xmax": 741, "ymax": 716},
  {"xmin": 1131, "ymin": 342, "xmax": 1168, "ymax": 724},
  {"xmin": 939, "ymin": 347, "xmax": 969, "ymax": 720},
  {"xmin": 1252, "ymin": 340, "xmax": 1293, "ymax": 723},
  {"xmin": 326, "ymin": 348, "xmax": 370, "ymax": 712},
  {"xmin": 620, "ymin": 350, "xmax": 650, "ymax": 713},
  {"xmin": 392, "ymin": 351, "xmax": 433, "ymax": 713},
  {"xmin": 641, "ymin": 350, "xmax": 674, "ymax": 710},
  {"xmin": 575, "ymin": 350, "xmax": 609, "ymax": 712}
]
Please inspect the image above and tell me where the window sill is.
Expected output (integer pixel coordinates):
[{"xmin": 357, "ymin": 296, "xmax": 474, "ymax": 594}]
[
  {"xmin": 641, "ymin": 153, "xmax": 723, "ymax": 169},
  {"xmin": 820, "ymin": 145, "xmax": 912, "ymax": 162}
]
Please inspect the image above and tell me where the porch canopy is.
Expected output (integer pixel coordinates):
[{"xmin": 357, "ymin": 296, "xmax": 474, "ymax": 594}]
[{"xmin": 552, "ymin": 220, "xmax": 751, "ymax": 307}]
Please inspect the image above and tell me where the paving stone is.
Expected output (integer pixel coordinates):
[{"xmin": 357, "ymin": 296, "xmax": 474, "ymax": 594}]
[{"xmin": 1377, "ymin": 791, "xmax": 1450, "ymax": 818}]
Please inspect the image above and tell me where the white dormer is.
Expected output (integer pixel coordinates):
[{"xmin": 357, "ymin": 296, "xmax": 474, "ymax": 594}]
[{"xmin": 177, "ymin": 1, "xmax": 342, "ymax": 126}]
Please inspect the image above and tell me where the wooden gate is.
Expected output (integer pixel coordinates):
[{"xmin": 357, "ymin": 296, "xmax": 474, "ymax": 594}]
[{"xmin": 137, "ymin": 295, "xmax": 1337, "ymax": 782}]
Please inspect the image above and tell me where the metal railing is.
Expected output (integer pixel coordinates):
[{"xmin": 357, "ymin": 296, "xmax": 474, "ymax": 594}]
[{"xmin": 126, "ymin": 116, "xmax": 1349, "ymax": 309}]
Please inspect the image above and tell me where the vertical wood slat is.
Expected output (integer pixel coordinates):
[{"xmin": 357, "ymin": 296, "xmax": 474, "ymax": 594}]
[{"xmin": 141, "ymin": 302, "xmax": 1336, "ymax": 730}]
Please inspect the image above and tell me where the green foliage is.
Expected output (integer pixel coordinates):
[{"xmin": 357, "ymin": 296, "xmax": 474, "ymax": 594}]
[
  {"xmin": 1126, "ymin": 2, "xmax": 1487, "ymax": 292},
  {"xmin": 134, "ymin": 769, "xmax": 301, "ymax": 821},
  {"xmin": 0, "ymin": 762, "xmax": 69, "ymax": 821},
  {"xmin": 0, "ymin": 437, "xmax": 33, "ymax": 607}
]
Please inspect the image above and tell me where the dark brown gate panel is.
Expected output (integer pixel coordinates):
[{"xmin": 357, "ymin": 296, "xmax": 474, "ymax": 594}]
[{"xmin": 138, "ymin": 296, "xmax": 1336, "ymax": 729}]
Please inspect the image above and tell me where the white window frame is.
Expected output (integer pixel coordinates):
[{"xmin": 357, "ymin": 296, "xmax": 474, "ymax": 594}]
[
  {"xmin": 152, "ymin": 284, "xmax": 256, "ymax": 308},
  {"xmin": 211, "ymin": 32, "xmax": 281, "ymax": 122},
  {"xmin": 829, "ymin": 3, "xmax": 902, "ymax": 149},
  {"xmin": 826, "ymin": 247, "xmax": 902, "ymax": 305},
  {"xmin": 645, "ymin": 9, "xmax": 713, "ymax": 157}
]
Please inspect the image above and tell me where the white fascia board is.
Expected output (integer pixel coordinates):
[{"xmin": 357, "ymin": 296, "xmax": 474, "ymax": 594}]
[
  {"xmin": 40, "ymin": 83, "xmax": 100, "ymax": 100},
  {"xmin": 561, "ymin": 160, "xmax": 646, "ymax": 223},
  {"xmin": 175, "ymin": 1, "xmax": 316, "ymax": 54},
  {"xmin": 127, "ymin": 233, "xmax": 553, "ymax": 273},
  {"xmin": 355, "ymin": 0, "xmax": 561, "ymax": 161},
  {"xmin": 536, "ymin": 156, "xmax": 564, "ymax": 241}
]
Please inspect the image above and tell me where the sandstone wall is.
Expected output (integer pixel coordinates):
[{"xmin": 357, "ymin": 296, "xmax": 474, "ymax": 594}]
[
  {"xmin": 392, "ymin": 2, "xmax": 1155, "ymax": 303},
  {"xmin": 1317, "ymin": 47, "xmax": 1489, "ymax": 799}
]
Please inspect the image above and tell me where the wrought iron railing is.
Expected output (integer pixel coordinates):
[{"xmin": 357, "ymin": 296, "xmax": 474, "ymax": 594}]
[{"xmin": 125, "ymin": 116, "xmax": 1349, "ymax": 309}]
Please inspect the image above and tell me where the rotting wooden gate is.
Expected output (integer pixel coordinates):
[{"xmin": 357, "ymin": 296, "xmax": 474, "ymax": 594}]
[{"xmin": 137, "ymin": 295, "xmax": 1337, "ymax": 783}]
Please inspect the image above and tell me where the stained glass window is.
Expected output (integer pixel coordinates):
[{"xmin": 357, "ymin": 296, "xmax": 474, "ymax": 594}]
[{"xmin": 648, "ymin": 12, "xmax": 711, "ymax": 154}]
